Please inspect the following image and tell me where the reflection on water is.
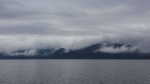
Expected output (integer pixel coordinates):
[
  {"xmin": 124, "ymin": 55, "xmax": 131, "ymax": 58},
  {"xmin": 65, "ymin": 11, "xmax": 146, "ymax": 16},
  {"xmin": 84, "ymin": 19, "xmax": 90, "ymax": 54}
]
[{"xmin": 0, "ymin": 60, "xmax": 149, "ymax": 84}]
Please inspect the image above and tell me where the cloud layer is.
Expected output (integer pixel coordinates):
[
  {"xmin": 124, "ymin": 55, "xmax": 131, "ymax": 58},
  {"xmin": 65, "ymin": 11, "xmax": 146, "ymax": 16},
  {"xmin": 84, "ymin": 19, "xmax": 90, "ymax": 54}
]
[{"xmin": 0, "ymin": 0, "xmax": 150, "ymax": 52}]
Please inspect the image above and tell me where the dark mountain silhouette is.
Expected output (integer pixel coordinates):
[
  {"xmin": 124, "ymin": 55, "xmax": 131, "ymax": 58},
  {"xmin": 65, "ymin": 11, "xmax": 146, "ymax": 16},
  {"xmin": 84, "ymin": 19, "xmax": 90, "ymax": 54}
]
[{"xmin": 0, "ymin": 42, "xmax": 149, "ymax": 59}]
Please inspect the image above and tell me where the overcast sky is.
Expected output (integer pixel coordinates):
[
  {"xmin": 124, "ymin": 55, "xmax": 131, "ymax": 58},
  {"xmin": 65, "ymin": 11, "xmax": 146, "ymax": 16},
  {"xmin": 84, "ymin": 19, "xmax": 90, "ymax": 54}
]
[{"xmin": 0, "ymin": 0, "xmax": 150, "ymax": 52}]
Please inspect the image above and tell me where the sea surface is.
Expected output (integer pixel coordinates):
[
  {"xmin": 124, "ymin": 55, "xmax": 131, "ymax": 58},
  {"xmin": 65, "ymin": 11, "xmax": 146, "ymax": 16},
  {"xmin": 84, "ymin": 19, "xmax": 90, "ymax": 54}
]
[{"xmin": 0, "ymin": 60, "xmax": 149, "ymax": 84}]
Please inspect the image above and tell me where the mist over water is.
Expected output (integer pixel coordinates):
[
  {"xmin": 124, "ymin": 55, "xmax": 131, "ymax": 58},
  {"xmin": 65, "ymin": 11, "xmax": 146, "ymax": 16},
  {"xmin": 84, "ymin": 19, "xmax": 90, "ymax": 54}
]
[{"xmin": 0, "ymin": 60, "xmax": 149, "ymax": 84}]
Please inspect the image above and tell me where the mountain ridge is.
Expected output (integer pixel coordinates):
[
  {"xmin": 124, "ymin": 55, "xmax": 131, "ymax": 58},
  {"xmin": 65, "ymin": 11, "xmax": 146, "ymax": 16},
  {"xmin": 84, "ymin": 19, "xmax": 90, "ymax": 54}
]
[{"xmin": 0, "ymin": 42, "xmax": 149, "ymax": 59}]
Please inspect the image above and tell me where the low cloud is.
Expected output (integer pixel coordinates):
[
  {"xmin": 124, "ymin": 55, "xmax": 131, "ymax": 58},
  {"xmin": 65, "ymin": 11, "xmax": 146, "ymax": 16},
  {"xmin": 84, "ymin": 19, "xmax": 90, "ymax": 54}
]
[
  {"xmin": 98, "ymin": 46, "xmax": 138, "ymax": 53},
  {"xmin": 0, "ymin": 35, "xmax": 149, "ymax": 54},
  {"xmin": 0, "ymin": 35, "xmax": 104, "ymax": 53},
  {"xmin": 9, "ymin": 49, "xmax": 37, "ymax": 56}
]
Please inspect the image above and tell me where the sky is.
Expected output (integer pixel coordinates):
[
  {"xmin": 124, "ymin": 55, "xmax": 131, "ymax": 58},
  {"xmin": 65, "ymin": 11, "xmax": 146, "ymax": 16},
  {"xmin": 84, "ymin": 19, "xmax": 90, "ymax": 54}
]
[{"xmin": 0, "ymin": 0, "xmax": 150, "ymax": 52}]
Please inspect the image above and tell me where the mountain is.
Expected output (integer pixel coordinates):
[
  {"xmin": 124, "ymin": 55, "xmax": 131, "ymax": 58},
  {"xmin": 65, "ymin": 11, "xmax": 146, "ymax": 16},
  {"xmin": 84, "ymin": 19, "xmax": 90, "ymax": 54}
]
[{"xmin": 0, "ymin": 42, "xmax": 149, "ymax": 59}]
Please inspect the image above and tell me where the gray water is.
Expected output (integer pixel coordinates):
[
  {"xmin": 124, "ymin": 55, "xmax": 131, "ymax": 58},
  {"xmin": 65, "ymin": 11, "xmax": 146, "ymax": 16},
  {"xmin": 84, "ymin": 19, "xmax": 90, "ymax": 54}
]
[{"xmin": 0, "ymin": 60, "xmax": 150, "ymax": 84}]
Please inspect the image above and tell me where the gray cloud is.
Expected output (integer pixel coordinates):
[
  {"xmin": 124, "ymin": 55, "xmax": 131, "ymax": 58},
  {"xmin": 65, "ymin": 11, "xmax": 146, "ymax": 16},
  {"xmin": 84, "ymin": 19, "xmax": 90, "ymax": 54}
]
[{"xmin": 0, "ymin": 0, "xmax": 150, "ymax": 52}]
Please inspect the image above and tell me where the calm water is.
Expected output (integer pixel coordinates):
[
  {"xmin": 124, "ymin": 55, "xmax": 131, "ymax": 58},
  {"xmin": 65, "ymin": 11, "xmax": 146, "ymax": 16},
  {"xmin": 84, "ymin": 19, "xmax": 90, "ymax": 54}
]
[{"xmin": 0, "ymin": 60, "xmax": 149, "ymax": 84}]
